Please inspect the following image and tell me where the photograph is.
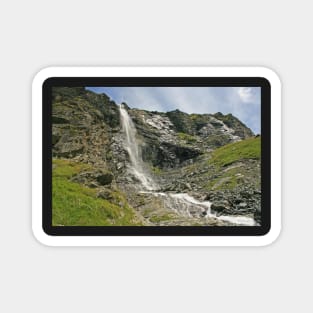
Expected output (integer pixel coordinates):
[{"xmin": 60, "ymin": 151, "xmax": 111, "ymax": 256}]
[{"xmin": 52, "ymin": 86, "xmax": 261, "ymax": 227}]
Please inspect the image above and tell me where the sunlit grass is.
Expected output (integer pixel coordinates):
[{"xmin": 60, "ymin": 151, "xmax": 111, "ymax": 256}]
[
  {"xmin": 209, "ymin": 136, "xmax": 261, "ymax": 168},
  {"xmin": 52, "ymin": 159, "xmax": 141, "ymax": 226}
]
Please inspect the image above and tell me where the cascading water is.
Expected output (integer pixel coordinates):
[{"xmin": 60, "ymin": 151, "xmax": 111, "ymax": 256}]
[
  {"xmin": 119, "ymin": 104, "xmax": 255, "ymax": 226},
  {"xmin": 119, "ymin": 104, "xmax": 157, "ymax": 191}
]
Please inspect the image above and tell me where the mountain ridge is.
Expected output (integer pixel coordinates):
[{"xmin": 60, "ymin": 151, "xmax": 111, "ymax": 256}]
[{"xmin": 52, "ymin": 87, "xmax": 261, "ymax": 226}]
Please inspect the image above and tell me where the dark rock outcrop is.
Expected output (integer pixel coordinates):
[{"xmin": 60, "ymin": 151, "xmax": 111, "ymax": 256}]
[{"xmin": 71, "ymin": 170, "xmax": 113, "ymax": 186}]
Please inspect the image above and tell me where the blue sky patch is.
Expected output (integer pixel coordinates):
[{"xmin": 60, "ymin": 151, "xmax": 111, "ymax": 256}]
[{"xmin": 86, "ymin": 86, "xmax": 261, "ymax": 134}]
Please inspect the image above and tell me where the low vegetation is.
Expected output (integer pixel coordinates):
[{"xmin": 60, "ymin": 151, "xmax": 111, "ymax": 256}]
[
  {"xmin": 151, "ymin": 165, "xmax": 163, "ymax": 175},
  {"xmin": 208, "ymin": 136, "xmax": 261, "ymax": 168},
  {"xmin": 177, "ymin": 132, "xmax": 197, "ymax": 143},
  {"xmin": 204, "ymin": 137, "xmax": 261, "ymax": 190},
  {"xmin": 52, "ymin": 159, "xmax": 140, "ymax": 226},
  {"xmin": 149, "ymin": 213, "xmax": 176, "ymax": 223}
]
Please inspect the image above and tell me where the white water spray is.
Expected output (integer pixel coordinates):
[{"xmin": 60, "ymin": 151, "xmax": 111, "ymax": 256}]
[
  {"xmin": 119, "ymin": 104, "xmax": 156, "ymax": 191},
  {"xmin": 141, "ymin": 191, "xmax": 255, "ymax": 225}
]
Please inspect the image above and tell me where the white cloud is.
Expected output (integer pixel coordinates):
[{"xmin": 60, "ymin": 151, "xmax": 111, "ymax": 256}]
[
  {"xmin": 238, "ymin": 87, "xmax": 254, "ymax": 103},
  {"xmin": 87, "ymin": 86, "xmax": 261, "ymax": 134}
]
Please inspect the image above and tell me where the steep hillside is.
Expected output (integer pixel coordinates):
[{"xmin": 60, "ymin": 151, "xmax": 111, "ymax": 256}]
[
  {"xmin": 128, "ymin": 106, "xmax": 253, "ymax": 169},
  {"xmin": 52, "ymin": 87, "xmax": 260, "ymax": 226}
]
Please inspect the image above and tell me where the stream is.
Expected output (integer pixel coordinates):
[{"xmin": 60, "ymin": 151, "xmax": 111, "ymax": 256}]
[{"xmin": 119, "ymin": 104, "xmax": 255, "ymax": 226}]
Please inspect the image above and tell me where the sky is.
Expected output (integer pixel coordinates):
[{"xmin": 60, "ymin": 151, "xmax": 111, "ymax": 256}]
[{"xmin": 86, "ymin": 87, "xmax": 261, "ymax": 134}]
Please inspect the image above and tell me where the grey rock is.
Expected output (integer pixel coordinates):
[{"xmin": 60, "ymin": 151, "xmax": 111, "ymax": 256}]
[
  {"xmin": 97, "ymin": 188, "xmax": 113, "ymax": 200},
  {"xmin": 88, "ymin": 182, "xmax": 98, "ymax": 188}
]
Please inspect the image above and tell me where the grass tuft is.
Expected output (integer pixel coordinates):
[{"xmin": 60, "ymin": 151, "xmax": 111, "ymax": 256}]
[{"xmin": 177, "ymin": 132, "xmax": 197, "ymax": 143}]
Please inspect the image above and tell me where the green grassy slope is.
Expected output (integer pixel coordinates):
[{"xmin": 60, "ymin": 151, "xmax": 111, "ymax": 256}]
[
  {"xmin": 152, "ymin": 136, "xmax": 261, "ymax": 193},
  {"xmin": 52, "ymin": 159, "xmax": 141, "ymax": 226},
  {"xmin": 208, "ymin": 136, "xmax": 261, "ymax": 168},
  {"xmin": 206, "ymin": 136, "xmax": 261, "ymax": 190}
]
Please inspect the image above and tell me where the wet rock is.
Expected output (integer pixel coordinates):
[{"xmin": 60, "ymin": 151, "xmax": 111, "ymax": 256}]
[
  {"xmin": 202, "ymin": 193, "xmax": 212, "ymax": 201},
  {"xmin": 211, "ymin": 201, "xmax": 230, "ymax": 213}
]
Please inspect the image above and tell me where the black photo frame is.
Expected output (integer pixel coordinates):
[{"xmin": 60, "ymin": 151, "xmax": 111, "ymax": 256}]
[{"xmin": 42, "ymin": 77, "xmax": 271, "ymax": 236}]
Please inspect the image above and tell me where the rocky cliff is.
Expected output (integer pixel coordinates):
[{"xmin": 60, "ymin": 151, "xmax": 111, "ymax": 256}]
[{"xmin": 52, "ymin": 87, "xmax": 261, "ymax": 226}]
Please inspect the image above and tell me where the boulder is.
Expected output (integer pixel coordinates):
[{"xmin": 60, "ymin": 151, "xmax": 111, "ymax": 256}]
[
  {"xmin": 211, "ymin": 201, "xmax": 230, "ymax": 213},
  {"xmin": 71, "ymin": 170, "xmax": 113, "ymax": 186},
  {"xmin": 96, "ymin": 172, "xmax": 114, "ymax": 185}
]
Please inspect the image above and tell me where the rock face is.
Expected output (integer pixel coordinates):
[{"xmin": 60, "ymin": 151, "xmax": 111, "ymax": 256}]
[
  {"xmin": 52, "ymin": 87, "xmax": 119, "ymax": 167},
  {"xmin": 127, "ymin": 107, "xmax": 253, "ymax": 169},
  {"xmin": 52, "ymin": 87, "xmax": 261, "ymax": 226},
  {"xmin": 52, "ymin": 87, "xmax": 253, "ymax": 171}
]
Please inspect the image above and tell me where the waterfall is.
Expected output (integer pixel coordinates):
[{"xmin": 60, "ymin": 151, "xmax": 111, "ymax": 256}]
[
  {"xmin": 119, "ymin": 104, "xmax": 157, "ymax": 191},
  {"xmin": 119, "ymin": 104, "xmax": 255, "ymax": 226}
]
